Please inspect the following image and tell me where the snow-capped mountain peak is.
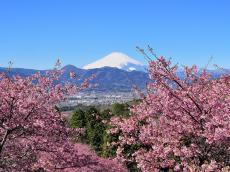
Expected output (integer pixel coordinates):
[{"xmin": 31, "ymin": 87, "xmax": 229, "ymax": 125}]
[{"xmin": 83, "ymin": 52, "xmax": 145, "ymax": 71}]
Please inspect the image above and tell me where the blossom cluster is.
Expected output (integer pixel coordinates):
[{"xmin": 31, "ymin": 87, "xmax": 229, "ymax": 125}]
[
  {"xmin": 109, "ymin": 53, "xmax": 230, "ymax": 171},
  {"xmin": 0, "ymin": 63, "xmax": 126, "ymax": 171}
]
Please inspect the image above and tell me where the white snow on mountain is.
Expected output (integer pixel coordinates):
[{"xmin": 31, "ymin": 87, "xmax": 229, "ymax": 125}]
[{"xmin": 83, "ymin": 52, "xmax": 146, "ymax": 72}]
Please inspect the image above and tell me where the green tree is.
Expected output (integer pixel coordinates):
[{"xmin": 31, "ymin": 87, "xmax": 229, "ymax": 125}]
[
  {"xmin": 101, "ymin": 109, "xmax": 112, "ymax": 120},
  {"xmin": 84, "ymin": 107, "xmax": 106, "ymax": 154},
  {"xmin": 69, "ymin": 104, "xmax": 133, "ymax": 159},
  {"xmin": 70, "ymin": 108, "xmax": 86, "ymax": 128},
  {"xmin": 111, "ymin": 103, "xmax": 130, "ymax": 117}
]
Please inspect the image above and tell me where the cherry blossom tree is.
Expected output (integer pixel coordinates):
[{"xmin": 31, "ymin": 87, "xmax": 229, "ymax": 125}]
[
  {"xmin": 0, "ymin": 61, "xmax": 126, "ymax": 172},
  {"xmin": 109, "ymin": 48, "xmax": 230, "ymax": 171}
]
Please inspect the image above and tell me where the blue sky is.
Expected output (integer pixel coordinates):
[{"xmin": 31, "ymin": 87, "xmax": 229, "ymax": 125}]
[{"xmin": 0, "ymin": 0, "xmax": 229, "ymax": 69}]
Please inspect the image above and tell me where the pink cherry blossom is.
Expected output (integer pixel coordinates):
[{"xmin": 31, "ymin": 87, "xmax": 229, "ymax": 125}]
[
  {"xmin": 69, "ymin": 71, "xmax": 76, "ymax": 78},
  {"xmin": 0, "ymin": 63, "xmax": 126, "ymax": 171},
  {"xmin": 109, "ymin": 49, "xmax": 230, "ymax": 171}
]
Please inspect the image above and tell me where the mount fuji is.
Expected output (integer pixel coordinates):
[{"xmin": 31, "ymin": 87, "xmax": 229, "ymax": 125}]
[{"xmin": 83, "ymin": 52, "xmax": 146, "ymax": 72}]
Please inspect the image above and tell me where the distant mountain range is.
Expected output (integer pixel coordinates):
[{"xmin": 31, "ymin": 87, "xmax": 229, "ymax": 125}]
[
  {"xmin": 0, "ymin": 52, "xmax": 229, "ymax": 93},
  {"xmin": 0, "ymin": 65, "xmax": 150, "ymax": 92},
  {"xmin": 1, "ymin": 64, "xmax": 229, "ymax": 93}
]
